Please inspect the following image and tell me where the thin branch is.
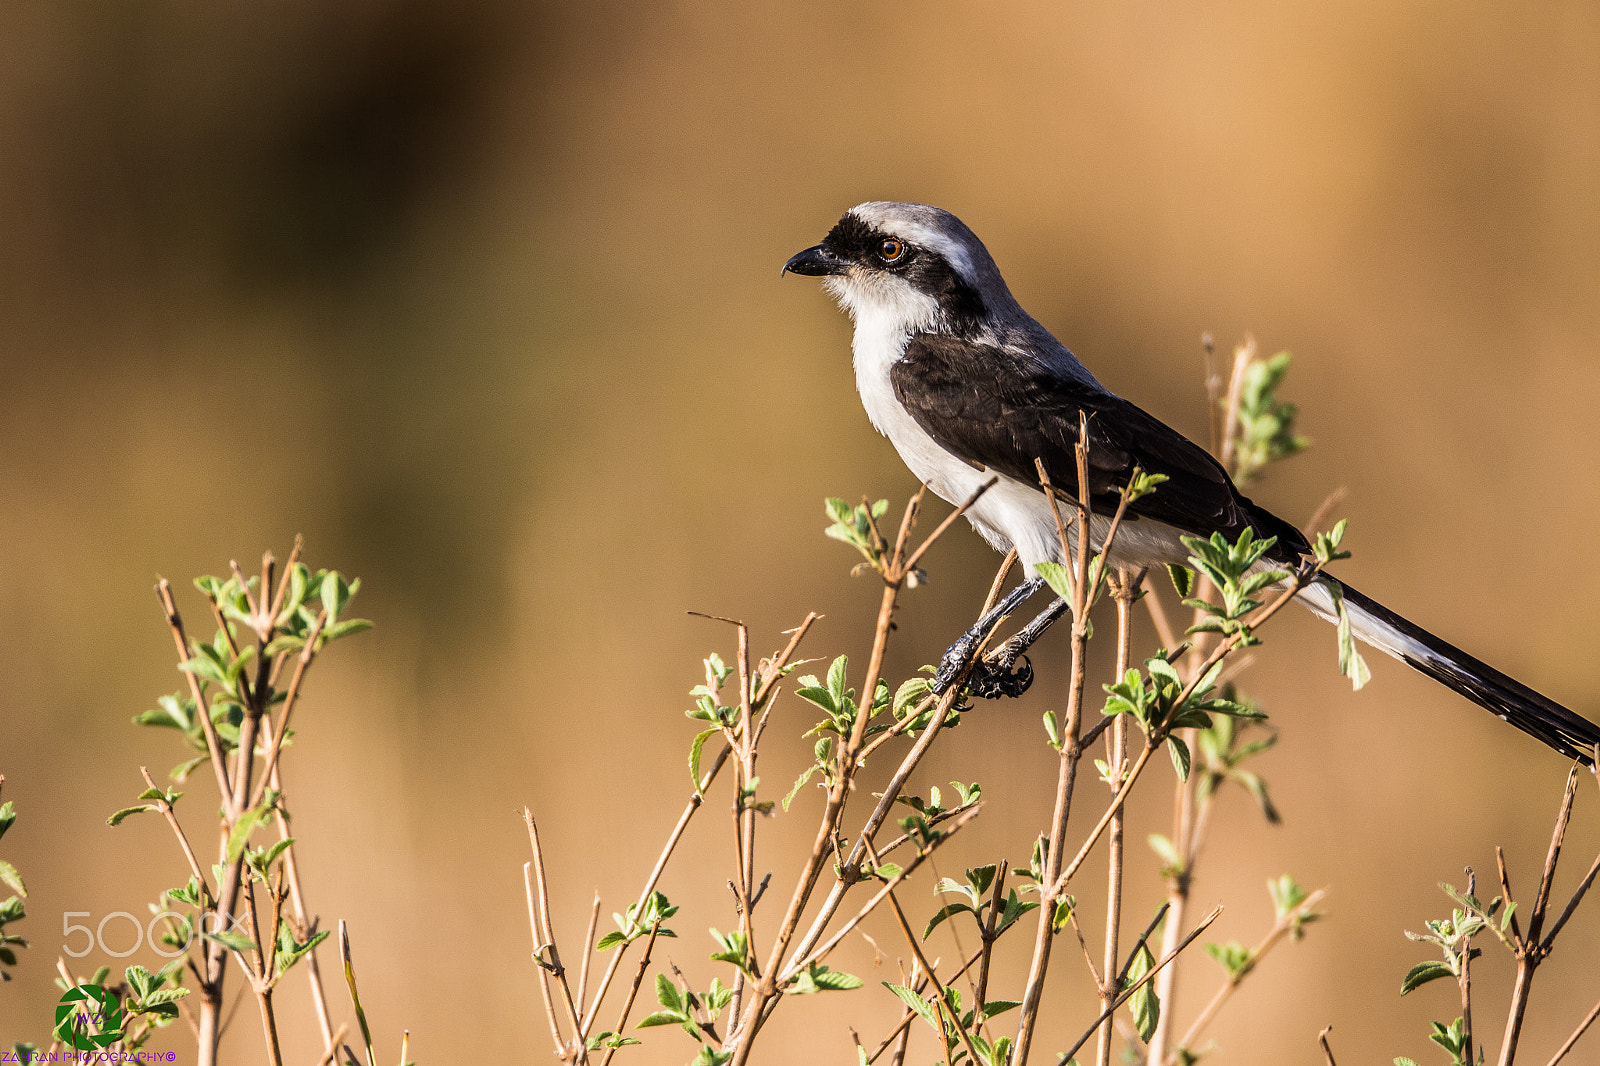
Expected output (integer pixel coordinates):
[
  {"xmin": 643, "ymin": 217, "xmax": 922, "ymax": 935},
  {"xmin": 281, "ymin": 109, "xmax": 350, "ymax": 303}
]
[
  {"xmin": 782, "ymin": 682, "xmax": 973, "ymax": 977},
  {"xmin": 525, "ymin": 861, "xmax": 565, "ymax": 1059},
  {"xmin": 578, "ymin": 892, "xmax": 602, "ymax": 1019},
  {"xmin": 1318, "ymin": 1026, "xmax": 1338, "ymax": 1066},
  {"xmin": 867, "ymin": 951, "xmax": 984, "ymax": 1065},
  {"xmin": 1540, "ymin": 846, "xmax": 1600, "ymax": 953},
  {"xmin": 526, "ymin": 811, "xmax": 588, "ymax": 1063},
  {"xmin": 769, "ymin": 541, "xmax": 1007, "ymax": 994},
  {"xmin": 1113, "ymin": 903, "xmax": 1174, "ymax": 991},
  {"xmin": 1497, "ymin": 846, "xmax": 1525, "ymax": 943},
  {"xmin": 249, "ymin": 611, "xmax": 327, "ymax": 810},
  {"xmin": 268, "ymin": 762, "xmax": 334, "ymax": 1054},
  {"xmin": 1217, "ymin": 337, "xmax": 1254, "ymax": 474},
  {"xmin": 782, "ymin": 807, "xmax": 982, "ymax": 981},
  {"xmin": 1173, "ymin": 889, "xmax": 1327, "ymax": 1054},
  {"xmin": 1056, "ymin": 904, "xmax": 1225, "ymax": 1064},
  {"xmin": 154, "ymin": 580, "xmax": 233, "ymax": 803},
  {"xmin": 1461, "ymin": 868, "xmax": 1476, "ymax": 1066},
  {"xmin": 580, "ymin": 611, "xmax": 816, "ymax": 1042},
  {"xmin": 984, "ymin": 549, "xmax": 1021, "ymax": 615},
  {"xmin": 973, "ymin": 858, "xmax": 1009, "ymax": 1016},
  {"xmin": 1303, "ymin": 487, "xmax": 1349, "ymax": 540},
  {"xmin": 866, "ymin": 841, "xmax": 986, "ymax": 1066},
  {"xmin": 598, "ymin": 921, "xmax": 663, "ymax": 1066},
  {"xmin": 138, "ymin": 767, "xmax": 213, "ymax": 907},
  {"xmin": 1544, "ymin": 995, "xmax": 1600, "ymax": 1066},
  {"xmin": 1047, "ymin": 567, "xmax": 1319, "ymax": 903},
  {"xmin": 902, "ymin": 478, "xmax": 998, "ymax": 574},
  {"xmin": 1014, "ymin": 436, "xmax": 1097, "ymax": 1066},
  {"xmin": 315, "ymin": 1024, "xmax": 350, "ymax": 1066},
  {"xmin": 1096, "ymin": 571, "xmax": 1140, "ymax": 1066},
  {"xmin": 1497, "ymin": 765, "xmax": 1581, "ymax": 1066}
]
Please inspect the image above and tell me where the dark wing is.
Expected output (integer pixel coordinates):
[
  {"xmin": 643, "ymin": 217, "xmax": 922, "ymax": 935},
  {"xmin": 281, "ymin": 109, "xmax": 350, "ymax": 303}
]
[{"xmin": 890, "ymin": 333, "xmax": 1308, "ymax": 553}]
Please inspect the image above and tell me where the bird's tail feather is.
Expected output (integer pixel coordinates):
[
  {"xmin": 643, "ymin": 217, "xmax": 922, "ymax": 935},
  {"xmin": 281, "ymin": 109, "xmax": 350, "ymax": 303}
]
[{"xmin": 1299, "ymin": 576, "xmax": 1600, "ymax": 764}]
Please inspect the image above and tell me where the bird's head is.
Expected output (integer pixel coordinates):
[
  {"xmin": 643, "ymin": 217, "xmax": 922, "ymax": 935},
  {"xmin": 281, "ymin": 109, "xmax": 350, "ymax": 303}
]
[{"xmin": 783, "ymin": 202, "xmax": 1014, "ymax": 332}]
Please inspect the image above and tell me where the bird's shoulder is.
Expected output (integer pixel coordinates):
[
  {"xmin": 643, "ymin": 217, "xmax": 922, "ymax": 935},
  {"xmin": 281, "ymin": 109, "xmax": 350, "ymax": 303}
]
[
  {"xmin": 891, "ymin": 332, "xmax": 1223, "ymax": 484},
  {"xmin": 890, "ymin": 332, "xmax": 1306, "ymax": 548}
]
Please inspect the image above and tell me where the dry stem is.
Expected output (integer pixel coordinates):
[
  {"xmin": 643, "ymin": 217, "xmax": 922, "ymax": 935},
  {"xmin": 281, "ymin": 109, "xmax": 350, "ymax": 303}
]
[
  {"xmin": 1095, "ymin": 572, "xmax": 1140, "ymax": 1066},
  {"xmin": 1172, "ymin": 889, "xmax": 1326, "ymax": 1054},
  {"xmin": 1496, "ymin": 766, "xmax": 1581, "ymax": 1066},
  {"xmin": 1013, "ymin": 436, "xmax": 1097, "ymax": 1065},
  {"xmin": 1544, "ymin": 996, "xmax": 1600, "ymax": 1066},
  {"xmin": 526, "ymin": 811, "xmax": 588, "ymax": 1063},
  {"xmin": 727, "ymin": 481, "xmax": 994, "ymax": 1065},
  {"xmin": 1056, "ymin": 904, "xmax": 1224, "ymax": 1065}
]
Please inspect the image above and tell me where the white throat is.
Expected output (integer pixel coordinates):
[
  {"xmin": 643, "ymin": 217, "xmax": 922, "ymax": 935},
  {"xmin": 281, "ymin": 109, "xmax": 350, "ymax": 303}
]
[{"xmin": 826, "ymin": 273, "xmax": 940, "ymax": 439}]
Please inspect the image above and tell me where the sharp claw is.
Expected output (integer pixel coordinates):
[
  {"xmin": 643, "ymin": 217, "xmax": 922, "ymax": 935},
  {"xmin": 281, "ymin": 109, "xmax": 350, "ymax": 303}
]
[{"xmin": 965, "ymin": 653, "xmax": 1035, "ymax": 700}]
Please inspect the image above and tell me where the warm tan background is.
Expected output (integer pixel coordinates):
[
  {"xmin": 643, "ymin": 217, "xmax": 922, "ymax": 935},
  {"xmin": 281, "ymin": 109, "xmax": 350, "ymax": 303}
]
[{"xmin": 3, "ymin": 1, "xmax": 1599, "ymax": 1062}]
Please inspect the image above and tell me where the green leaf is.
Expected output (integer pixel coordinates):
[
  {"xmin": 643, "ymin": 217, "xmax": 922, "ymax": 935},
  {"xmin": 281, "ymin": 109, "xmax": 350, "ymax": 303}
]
[
  {"xmin": 883, "ymin": 983, "xmax": 941, "ymax": 1032},
  {"xmin": 1148, "ymin": 834, "xmax": 1181, "ymax": 872},
  {"xmin": 179, "ymin": 654, "xmax": 229, "ymax": 687},
  {"xmin": 166, "ymin": 877, "xmax": 203, "ymax": 906},
  {"xmin": 320, "ymin": 571, "xmax": 345, "ymax": 621},
  {"xmin": 793, "ymin": 963, "xmax": 862, "ymax": 992},
  {"xmin": 0, "ymin": 861, "xmax": 25, "ymax": 899},
  {"xmin": 322, "ymin": 618, "xmax": 374, "ymax": 642},
  {"xmin": 691, "ymin": 1045, "xmax": 733, "ymax": 1066},
  {"xmin": 893, "ymin": 677, "xmax": 933, "ymax": 719},
  {"xmin": 226, "ymin": 801, "xmax": 273, "ymax": 865},
  {"xmin": 1267, "ymin": 875, "xmax": 1307, "ymax": 917},
  {"xmin": 203, "ymin": 930, "xmax": 258, "ymax": 954},
  {"xmin": 1400, "ymin": 960, "xmax": 1455, "ymax": 995},
  {"xmin": 1035, "ymin": 561, "xmax": 1075, "ymax": 601},
  {"xmin": 170, "ymin": 756, "xmax": 210, "ymax": 783},
  {"xmin": 1166, "ymin": 565, "xmax": 1195, "ymax": 598},
  {"xmin": 275, "ymin": 928, "xmax": 330, "ymax": 975},
  {"xmin": 827, "ymin": 656, "xmax": 849, "ymax": 702},
  {"xmin": 689, "ymin": 728, "xmax": 720, "ymax": 795},
  {"xmin": 923, "ymin": 903, "xmax": 974, "ymax": 940},
  {"xmin": 654, "ymin": 971, "xmax": 684, "ymax": 1012},
  {"xmin": 980, "ymin": 999, "xmax": 1022, "ymax": 1019},
  {"xmin": 1326, "ymin": 581, "xmax": 1372, "ymax": 691},
  {"xmin": 708, "ymin": 928, "xmax": 753, "ymax": 973},
  {"xmin": 1125, "ymin": 942, "xmax": 1160, "ymax": 1041},
  {"xmin": 108, "ymin": 805, "xmax": 156, "ymax": 827},
  {"xmin": 635, "ymin": 1010, "xmax": 685, "ymax": 1029},
  {"xmin": 1168, "ymin": 736, "xmax": 1191, "ymax": 781},
  {"xmin": 1205, "ymin": 940, "xmax": 1252, "ymax": 981}
]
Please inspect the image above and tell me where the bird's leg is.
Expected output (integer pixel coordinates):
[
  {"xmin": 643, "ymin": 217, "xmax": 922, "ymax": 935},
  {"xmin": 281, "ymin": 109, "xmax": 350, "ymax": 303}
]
[
  {"xmin": 932, "ymin": 576, "xmax": 1046, "ymax": 695},
  {"xmin": 963, "ymin": 596, "xmax": 1071, "ymax": 698}
]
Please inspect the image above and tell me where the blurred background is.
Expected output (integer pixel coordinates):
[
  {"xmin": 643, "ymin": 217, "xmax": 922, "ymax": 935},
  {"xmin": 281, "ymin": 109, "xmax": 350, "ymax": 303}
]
[{"xmin": 2, "ymin": 0, "xmax": 1598, "ymax": 1061}]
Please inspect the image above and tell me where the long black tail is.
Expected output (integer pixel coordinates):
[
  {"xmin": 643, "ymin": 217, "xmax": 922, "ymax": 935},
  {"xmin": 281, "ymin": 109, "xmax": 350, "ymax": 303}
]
[{"xmin": 1300, "ymin": 577, "xmax": 1600, "ymax": 764}]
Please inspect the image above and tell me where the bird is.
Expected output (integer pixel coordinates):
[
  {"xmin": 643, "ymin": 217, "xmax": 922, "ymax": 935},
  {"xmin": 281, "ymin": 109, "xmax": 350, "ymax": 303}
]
[{"xmin": 782, "ymin": 200, "xmax": 1600, "ymax": 764}]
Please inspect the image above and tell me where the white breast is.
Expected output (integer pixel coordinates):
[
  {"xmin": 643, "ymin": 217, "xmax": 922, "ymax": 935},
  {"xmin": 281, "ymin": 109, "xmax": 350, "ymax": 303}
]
[{"xmin": 841, "ymin": 291, "xmax": 1060, "ymax": 569}]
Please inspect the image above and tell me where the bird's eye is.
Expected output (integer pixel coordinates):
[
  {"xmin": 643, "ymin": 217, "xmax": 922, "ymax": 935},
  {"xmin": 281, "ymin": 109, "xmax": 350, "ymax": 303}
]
[{"xmin": 878, "ymin": 238, "xmax": 906, "ymax": 263}]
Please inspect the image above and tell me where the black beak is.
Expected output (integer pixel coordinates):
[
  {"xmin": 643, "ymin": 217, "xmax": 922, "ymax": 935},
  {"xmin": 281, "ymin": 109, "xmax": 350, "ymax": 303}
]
[{"xmin": 782, "ymin": 243, "xmax": 848, "ymax": 278}]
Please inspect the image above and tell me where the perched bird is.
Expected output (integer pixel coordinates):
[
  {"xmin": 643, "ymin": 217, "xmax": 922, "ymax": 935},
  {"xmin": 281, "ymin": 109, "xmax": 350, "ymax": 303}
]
[{"xmin": 783, "ymin": 201, "xmax": 1600, "ymax": 763}]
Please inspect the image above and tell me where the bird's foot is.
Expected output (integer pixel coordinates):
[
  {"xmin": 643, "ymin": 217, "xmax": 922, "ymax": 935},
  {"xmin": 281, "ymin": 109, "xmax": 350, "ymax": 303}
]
[
  {"xmin": 966, "ymin": 651, "xmax": 1035, "ymax": 699},
  {"xmin": 933, "ymin": 631, "xmax": 1036, "ymax": 699}
]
